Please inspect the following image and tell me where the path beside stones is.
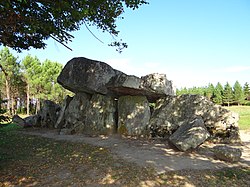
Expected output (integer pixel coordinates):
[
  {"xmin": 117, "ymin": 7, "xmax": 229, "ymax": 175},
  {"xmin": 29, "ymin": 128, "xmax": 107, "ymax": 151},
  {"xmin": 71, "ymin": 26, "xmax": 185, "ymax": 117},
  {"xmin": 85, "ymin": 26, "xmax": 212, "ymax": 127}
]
[{"xmin": 22, "ymin": 129, "xmax": 250, "ymax": 174}]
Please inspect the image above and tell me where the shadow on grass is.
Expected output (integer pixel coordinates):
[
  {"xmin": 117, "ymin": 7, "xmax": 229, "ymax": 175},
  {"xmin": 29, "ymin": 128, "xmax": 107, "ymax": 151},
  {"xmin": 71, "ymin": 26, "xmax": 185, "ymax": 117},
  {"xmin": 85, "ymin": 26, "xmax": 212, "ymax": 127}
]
[{"xmin": 0, "ymin": 125, "xmax": 250, "ymax": 186}]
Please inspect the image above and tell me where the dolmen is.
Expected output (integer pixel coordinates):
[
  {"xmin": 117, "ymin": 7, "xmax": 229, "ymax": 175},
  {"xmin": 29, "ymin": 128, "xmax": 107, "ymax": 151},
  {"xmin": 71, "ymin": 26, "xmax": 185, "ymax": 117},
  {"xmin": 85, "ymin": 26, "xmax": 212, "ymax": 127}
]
[{"xmin": 13, "ymin": 57, "xmax": 241, "ymax": 155}]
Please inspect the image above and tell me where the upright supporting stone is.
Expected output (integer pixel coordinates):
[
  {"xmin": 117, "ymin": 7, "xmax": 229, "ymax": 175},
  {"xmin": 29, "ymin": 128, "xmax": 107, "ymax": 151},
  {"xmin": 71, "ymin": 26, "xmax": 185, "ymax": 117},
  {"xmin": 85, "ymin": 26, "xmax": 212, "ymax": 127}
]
[
  {"xmin": 118, "ymin": 96, "xmax": 150, "ymax": 136},
  {"xmin": 39, "ymin": 100, "xmax": 61, "ymax": 128},
  {"xmin": 55, "ymin": 95, "xmax": 73, "ymax": 129},
  {"xmin": 63, "ymin": 93, "xmax": 91, "ymax": 133},
  {"xmin": 85, "ymin": 94, "xmax": 117, "ymax": 135}
]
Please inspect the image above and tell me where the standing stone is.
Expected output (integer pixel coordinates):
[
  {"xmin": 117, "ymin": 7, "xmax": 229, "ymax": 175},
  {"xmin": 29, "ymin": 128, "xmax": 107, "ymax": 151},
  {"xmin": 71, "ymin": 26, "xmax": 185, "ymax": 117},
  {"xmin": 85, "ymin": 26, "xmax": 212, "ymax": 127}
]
[
  {"xmin": 39, "ymin": 100, "xmax": 61, "ymax": 128},
  {"xmin": 55, "ymin": 95, "xmax": 73, "ymax": 129},
  {"xmin": 85, "ymin": 94, "xmax": 117, "ymax": 135},
  {"xmin": 169, "ymin": 117, "xmax": 210, "ymax": 151},
  {"xmin": 63, "ymin": 93, "xmax": 91, "ymax": 133},
  {"xmin": 118, "ymin": 96, "xmax": 150, "ymax": 136}
]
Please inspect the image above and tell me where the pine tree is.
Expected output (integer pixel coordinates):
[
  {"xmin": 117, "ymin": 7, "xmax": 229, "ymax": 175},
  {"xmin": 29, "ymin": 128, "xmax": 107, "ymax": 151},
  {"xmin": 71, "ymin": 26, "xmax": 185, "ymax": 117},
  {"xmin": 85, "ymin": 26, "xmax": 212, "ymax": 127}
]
[
  {"xmin": 205, "ymin": 83, "xmax": 214, "ymax": 100},
  {"xmin": 243, "ymin": 82, "xmax": 250, "ymax": 100},
  {"xmin": 233, "ymin": 81, "xmax": 244, "ymax": 105},
  {"xmin": 223, "ymin": 82, "xmax": 234, "ymax": 106},
  {"xmin": 22, "ymin": 55, "xmax": 43, "ymax": 114},
  {"xmin": 39, "ymin": 60, "xmax": 64, "ymax": 102},
  {"xmin": 212, "ymin": 82, "xmax": 223, "ymax": 105},
  {"xmin": 0, "ymin": 47, "xmax": 21, "ymax": 115}
]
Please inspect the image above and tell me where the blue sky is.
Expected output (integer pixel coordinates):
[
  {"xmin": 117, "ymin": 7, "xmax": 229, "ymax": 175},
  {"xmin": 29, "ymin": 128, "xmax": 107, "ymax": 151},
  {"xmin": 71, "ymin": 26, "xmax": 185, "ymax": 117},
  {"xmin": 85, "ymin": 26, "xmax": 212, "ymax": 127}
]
[{"xmin": 4, "ymin": 0, "xmax": 250, "ymax": 88}]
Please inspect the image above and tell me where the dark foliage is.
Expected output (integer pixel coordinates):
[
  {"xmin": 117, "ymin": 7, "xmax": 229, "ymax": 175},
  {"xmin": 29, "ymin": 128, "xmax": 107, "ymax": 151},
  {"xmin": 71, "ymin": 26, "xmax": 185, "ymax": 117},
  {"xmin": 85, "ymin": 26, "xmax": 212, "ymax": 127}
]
[{"xmin": 0, "ymin": 0, "xmax": 148, "ymax": 52}]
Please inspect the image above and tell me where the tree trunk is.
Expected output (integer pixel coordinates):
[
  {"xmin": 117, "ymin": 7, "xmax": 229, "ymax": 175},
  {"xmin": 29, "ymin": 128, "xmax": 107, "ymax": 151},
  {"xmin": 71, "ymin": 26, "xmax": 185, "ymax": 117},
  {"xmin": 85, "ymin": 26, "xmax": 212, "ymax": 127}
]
[
  {"xmin": 16, "ymin": 98, "xmax": 19, "ymax": 113},
  {"xmin": 5, "ymin": 79, "xmax": 10, "ymax": 113},
  {"xmin": 27, "ymin": 84, "xmax": 30, "ymax": 115},
  {"xmin": 36, "ymin": 98, "xmax": 40, "ymax": 114},
  {"xmin": 11, "ymin": 96, "xmax": 14, "ymax": 115}
]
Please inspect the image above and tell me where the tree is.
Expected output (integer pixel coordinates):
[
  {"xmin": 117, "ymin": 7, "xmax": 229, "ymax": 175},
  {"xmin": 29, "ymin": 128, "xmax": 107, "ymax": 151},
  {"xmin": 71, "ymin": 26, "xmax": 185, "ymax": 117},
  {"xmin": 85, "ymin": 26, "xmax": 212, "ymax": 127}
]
[
  {"xmin": 0, "ymin": 0, "xmax": 148, "ymax": 53},
  {"xmin": 22, "ymin": 55, "xmax": 42, "ymax": 115},
  {"xmin": 39, "ymin": 60, "xmax": 64, "ymax": 102},
  {"xmin": 223, "ymin": 82, "xmax": 233, "ymax": 106},
  {"xmin": 0, "ymin": 47, "xmax": 20, "ymax": 115},
  {"xmin": 212, "ymin": 82, "xmax": 223, "ymax": 105},
  {"xmin": 233, "ymin": 81, "xmax": 244, "ymax": 105},
  {"xmin": 205, "ymin": 83, "xmax": 214, "ymax": 100},
  {"xmin": 176, "ymin": 87, "xmax": 188, "ymax": 95},
  {"xmin": 243, "ymin": 82, "xmax": 250, "ymax": 100}
]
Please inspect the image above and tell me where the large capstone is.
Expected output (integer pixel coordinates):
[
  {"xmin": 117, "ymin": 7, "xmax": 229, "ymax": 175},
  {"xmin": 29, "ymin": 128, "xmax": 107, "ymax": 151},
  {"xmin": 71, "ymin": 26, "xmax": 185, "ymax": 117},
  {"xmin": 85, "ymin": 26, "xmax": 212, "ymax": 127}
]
[
  {"xmin": 58, "ymin": 57, "xmax": 175, "ymax": 102},
  {"xmin": 118, "ymin": 96, "xmax": 150, "ymax": 136},
  {"xmin": 57, "ymin": 57, "xmax": 122, "ymax": 95},
  {"xmin": 85, "ymin": 94, "xmax": 117, "ymax": 135},
  {"xmin": 149, "ymin": 94, "xmax": 240, "ymax": 143},
  {"xmin": 107, "ymin": 73, "xmax": 175, "ymax": 102},
  {"xmin": 169, "ymin": 117, "xmax": 210, "ymax": 151}
]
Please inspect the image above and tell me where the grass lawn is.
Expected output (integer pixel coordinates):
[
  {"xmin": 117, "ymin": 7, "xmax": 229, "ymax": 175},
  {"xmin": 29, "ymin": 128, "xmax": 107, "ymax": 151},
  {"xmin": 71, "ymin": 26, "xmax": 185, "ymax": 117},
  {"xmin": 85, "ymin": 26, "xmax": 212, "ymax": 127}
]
[
  {"xmin": 224, "ymin": 106, "xmax": 250, "ymax": 130},
  {"xmin": 0, "ymin": 124, "xmax": 250, "ymax": 186}
]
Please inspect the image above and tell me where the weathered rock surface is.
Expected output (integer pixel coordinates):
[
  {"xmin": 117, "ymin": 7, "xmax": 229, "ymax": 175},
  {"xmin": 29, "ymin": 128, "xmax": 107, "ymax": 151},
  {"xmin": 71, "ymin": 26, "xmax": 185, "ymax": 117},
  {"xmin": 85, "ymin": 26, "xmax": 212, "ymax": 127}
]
[
  {"xmin": 213, "ymin": 145, "xmax": 242, "ymax": 162},
  {"xmin": 85, "ymin": 94, "xmax": 117, "ymax": 135},
  {"xmin": 169, "ymin": 117, "xmax": 210, "ymax": 151},
  {"xmin": 118, "ymin": 96, "xmax": 150, "ymax": 136},
  {"xmin": 57, "ymin": 57, "xmax": 175, "ymax": 102},
  {"xmin": 34, "ymin": 56, "xmax": 241, "ymax": 151},
  {"xmin": 141, "ymin": 73, "xmax": 175, "ymax": 95},
  {"xmin": 63, "ymin": 93, "xmax": 91, "ymax": 133},
  {"xmin": 39, "ymin": 100, "xmax": 61, "ymax": 128},
  {"xmin": 149, "ymin": 94, "xmax": 240, "ymax": 143},
  {"xmin": 12, "ymin": 115, "xmax": 32, "ymax": 128},
  {"xmin": 57, "ymin": 57, "xmax": 122, "ymax": 95},
  {"xmin": 12, "ymin": 115, "xmax": 26, "ymax": 126},
  {"xmin": 24, "ymin": 115, "xmax": 39, "ymax": 127},
  {"xmin": 108, "ymin": 73, "xmax": 175, "ymax": 102},
  {"xmin": 55, "ymin": 95, "xmax": 73, "ymax": 129}
]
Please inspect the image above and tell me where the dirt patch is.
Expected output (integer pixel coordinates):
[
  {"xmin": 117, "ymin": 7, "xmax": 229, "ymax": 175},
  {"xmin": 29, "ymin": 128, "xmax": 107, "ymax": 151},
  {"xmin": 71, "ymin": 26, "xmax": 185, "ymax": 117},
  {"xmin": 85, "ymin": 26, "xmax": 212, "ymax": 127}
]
[{"xmin": 22, "ymin": 129, "xmax": 250, "ymax": 174}]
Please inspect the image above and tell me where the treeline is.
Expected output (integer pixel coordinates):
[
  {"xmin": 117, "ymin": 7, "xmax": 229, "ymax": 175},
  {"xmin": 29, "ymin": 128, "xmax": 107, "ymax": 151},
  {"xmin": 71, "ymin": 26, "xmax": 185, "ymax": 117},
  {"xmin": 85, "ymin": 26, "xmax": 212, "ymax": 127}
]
[
  {"xmin": 176, "ymin": 81, "xmax": 250, "ymax": 106},
  {"xmin": 0, "ymin": 47, "xmax": 71, "ymax": 116}
]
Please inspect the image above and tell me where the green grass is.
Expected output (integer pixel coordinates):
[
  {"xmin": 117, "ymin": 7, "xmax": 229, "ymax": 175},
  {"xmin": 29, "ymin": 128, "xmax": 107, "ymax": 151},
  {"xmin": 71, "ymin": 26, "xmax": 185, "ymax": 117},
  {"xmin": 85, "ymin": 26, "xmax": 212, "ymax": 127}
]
[
  {"xmin": 224, "ymin": 106, "xmax": 250, "ymax": 130},
  {"xmin": 0, "ymin": 124, "xmax": 250, "ymax": 186},
  {"xmin": 0, "ymin": 124, "xmax": 156, "ymax": 186}
]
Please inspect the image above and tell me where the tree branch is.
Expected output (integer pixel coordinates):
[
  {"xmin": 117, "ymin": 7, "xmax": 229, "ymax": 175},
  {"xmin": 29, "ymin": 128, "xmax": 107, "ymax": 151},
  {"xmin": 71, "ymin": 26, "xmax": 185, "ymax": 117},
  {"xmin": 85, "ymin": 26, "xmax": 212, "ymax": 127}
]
[
  {"xmin": 84, "ymin": 21, "xmax": 104, "ymax": 44},
  {"xmin": 50, "ymin": 35, "xmax": 73, "ymax": 51},
  {"xmin": 0, "ymin": 64, "xmax": 8, "ymax": 77}
]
